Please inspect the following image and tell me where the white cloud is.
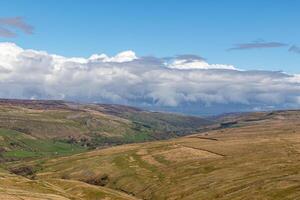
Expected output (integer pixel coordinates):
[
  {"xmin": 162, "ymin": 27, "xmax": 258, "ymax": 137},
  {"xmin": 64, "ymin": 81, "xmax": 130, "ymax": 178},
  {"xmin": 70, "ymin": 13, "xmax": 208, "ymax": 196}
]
[
  {"xmin": 166, "ymin": 58, "xmax": 236, "ymax": 70},
  {"xmin": 89, "ymin": 50, "xmax": 137, "ymax": 63},
  {"xmin": 0, "ymin": 42, "xmax": 299, "ymax": 114}
]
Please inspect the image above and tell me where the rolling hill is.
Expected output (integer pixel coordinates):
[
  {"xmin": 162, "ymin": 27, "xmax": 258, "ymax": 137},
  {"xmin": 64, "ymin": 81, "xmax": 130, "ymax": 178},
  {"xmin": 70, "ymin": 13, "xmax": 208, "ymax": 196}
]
[
  {"xmin": 0, "ymin": 167, "xmax": 138, "ymax": 200},
  {"xmin": 0, "ymin": 99, "xmax": 213, "ymax": 161},
  {"xmin": 2, "ymin": 108, "xmax": 300, "ymax": 199}
]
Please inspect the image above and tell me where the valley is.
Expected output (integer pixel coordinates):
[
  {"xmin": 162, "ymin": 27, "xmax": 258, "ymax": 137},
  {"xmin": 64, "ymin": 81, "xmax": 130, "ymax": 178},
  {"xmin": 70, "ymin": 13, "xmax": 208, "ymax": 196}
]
[{"xmin": 0, "ymin": 100, "xmax": 300, "ymax": 199}]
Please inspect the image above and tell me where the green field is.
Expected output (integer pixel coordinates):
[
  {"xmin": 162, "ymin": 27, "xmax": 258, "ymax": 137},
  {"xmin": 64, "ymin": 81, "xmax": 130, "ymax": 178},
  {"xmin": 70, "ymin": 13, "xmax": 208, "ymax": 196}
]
[{"xmin": 0, "ymin": 128, "xmax": 86, "ymax": 159}]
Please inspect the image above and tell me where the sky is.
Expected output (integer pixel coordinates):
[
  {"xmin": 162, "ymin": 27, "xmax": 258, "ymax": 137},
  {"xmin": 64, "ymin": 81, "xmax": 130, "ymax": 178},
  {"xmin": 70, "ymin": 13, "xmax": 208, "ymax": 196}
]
[
  {"xmin": 0, "ymin": 0, "xmax": 300, "ymax": 115},
  {"xmin": 1, "ymin": 0, "xmax": 300, "ymax": 73}
]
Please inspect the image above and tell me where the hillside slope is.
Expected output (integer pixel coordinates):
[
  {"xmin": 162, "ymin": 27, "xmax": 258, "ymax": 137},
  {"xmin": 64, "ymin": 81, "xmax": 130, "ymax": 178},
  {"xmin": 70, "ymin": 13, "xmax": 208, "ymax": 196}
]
[
  {"xmin": 0, "ymin": 99, "xmax": 212, "ymax": 160},
  {"xmin": 14, "ymin": 110, "xmax": 300, "ymax": 200},
  {"xmin": 0, "ymin": 167, "xmax": 138, "ymax": 200}
]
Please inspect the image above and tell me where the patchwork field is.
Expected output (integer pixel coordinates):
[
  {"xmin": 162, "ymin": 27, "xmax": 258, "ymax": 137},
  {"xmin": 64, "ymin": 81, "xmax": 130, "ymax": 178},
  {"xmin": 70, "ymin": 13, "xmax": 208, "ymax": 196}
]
[{"xmin": 4, "ymin": 110, "xmax": 300, "ymax": 199}]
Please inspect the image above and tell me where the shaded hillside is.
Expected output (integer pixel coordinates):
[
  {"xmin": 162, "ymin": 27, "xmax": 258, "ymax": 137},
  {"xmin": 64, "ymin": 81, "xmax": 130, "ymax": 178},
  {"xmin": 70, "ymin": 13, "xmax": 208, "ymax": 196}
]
[
  {"xmin": 89, "ymin": 104, "xmax": 212, "ymax": 136},
  {"xmin": 0, "ymin": 99, "xmax": 213, "ymax": 160},
  {"xmin": 13, "ymin": 110, "xmax": 300, "ymax": 200}
]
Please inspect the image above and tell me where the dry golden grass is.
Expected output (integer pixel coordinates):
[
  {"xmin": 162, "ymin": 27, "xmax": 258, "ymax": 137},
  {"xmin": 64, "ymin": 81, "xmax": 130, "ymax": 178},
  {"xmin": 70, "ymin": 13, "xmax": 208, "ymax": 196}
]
[
  {"xmin": 16, "ymin": 110, "xmax": 299, "ymax": 200},
  {"xmin": 2, "ymin": 110, "xmax": 300, "ymax": 199},
  {"xmin": 0, "ymin": 170, "xmax": 138, "ymax": 200}
]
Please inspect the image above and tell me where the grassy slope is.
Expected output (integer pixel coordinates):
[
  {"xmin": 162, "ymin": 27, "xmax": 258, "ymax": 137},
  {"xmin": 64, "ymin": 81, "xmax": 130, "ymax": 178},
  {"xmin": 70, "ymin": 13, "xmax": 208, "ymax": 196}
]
[
  {"xmin": 18, "ymin": 110, "xmax": 300, "ymax": 200},
  {"xmin": 3, "ymin": 99, "xmax": 300, "ymax": 199},
  {"xmin": 0, "ymin": 128, "xmax": 85, "ymax": 159},
  {"xmin": 0, "ymin": 99, "xmax": 212, "ymax": 160},
  {"xmin": 0, "ymin": 168, "xmax": 138, "ymax": 200}
]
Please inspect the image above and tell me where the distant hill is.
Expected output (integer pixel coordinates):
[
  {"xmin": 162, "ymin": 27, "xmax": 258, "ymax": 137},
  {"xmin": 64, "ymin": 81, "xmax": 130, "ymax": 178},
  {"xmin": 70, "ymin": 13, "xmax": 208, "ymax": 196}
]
[{"xmin": 0, "ymin": 99, "xmax": 213, "ymax": 161}]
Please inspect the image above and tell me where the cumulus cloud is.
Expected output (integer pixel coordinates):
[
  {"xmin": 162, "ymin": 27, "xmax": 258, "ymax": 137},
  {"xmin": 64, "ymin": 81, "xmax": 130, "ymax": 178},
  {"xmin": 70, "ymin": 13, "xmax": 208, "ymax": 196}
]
[
  {"xmin": 0, "ymin": 17, "xmax": 33, "ymax": 37},
  {"xmin": 228, "ymin": 40, "xmax": 288, "ymax": 51},
  {"xmin": 89, "ymin": 50, "xmax": 137, "ymax": 63},
  {"xmin": 0, "ymin": 42, "xmax": 299, "ymax": 114},
  {"xmin": 166, "ymin": 55, "xmax": 236, "ymax": 70}
]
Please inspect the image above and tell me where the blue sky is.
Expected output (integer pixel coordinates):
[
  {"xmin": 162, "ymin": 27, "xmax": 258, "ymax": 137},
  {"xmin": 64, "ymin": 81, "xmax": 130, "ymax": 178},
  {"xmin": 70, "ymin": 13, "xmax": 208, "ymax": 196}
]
[
  {"xmin": 1, "ymin": 0, "xmax": 300, "ymax": 73},
  {"xmin": 0, "ymin": 1, "xmax": 300, "ymax": 115}
]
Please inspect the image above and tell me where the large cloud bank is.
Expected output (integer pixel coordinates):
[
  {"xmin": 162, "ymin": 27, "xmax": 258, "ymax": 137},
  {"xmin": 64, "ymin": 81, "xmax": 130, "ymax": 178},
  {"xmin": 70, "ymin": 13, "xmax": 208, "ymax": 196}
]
[{"xmin": 0, "ymin": 42, "xmax": 299, "ymax": 114}]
